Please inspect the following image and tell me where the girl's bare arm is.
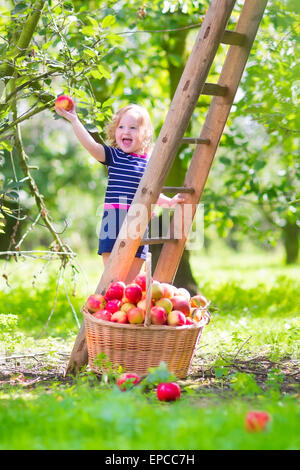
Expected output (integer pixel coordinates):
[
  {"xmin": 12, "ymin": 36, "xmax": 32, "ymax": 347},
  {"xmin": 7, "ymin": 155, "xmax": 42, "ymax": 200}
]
[{"xmin": 55, "ymin": 106, "xmax": 106, "ymax": 162}]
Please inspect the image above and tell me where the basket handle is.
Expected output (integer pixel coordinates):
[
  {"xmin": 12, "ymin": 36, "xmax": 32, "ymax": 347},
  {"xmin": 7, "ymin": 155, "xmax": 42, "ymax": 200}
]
[{"xmin": 144, "ymin": 252, "xmax": 152, "ymax": 327}]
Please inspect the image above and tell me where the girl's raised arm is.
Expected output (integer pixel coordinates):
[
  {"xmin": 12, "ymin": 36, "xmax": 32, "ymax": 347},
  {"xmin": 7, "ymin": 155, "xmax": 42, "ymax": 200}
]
[{"xmin": 55, "ymin": 105, "xmax": 106, "ymax": 163}]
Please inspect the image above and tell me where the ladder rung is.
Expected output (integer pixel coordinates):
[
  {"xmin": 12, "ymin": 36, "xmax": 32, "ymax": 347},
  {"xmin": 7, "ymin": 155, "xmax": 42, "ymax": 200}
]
[
  {"xmin": 182, "ymin": 137, "xmax": 210, "ymax": 145},
  {"xmin": 221, "ymin": 30, "xmax": 247, "ymax": 46},
  {"xmin": 202, "ymin": 83, "xmax": 228, "ymax": 96},
  {"xmin": 162, "ymin": 186, "xmax": 195, "ymax": 194},
  {"xmin": 141, "ymin": 237, "xmax": 176, "ymax": 246}
]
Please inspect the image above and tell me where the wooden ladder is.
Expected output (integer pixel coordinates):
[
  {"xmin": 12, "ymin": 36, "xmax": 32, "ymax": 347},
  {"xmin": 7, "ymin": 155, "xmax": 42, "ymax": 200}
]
[{"xmin": 66, "ymin": 0, "xmax": 268, "ymax": 374}]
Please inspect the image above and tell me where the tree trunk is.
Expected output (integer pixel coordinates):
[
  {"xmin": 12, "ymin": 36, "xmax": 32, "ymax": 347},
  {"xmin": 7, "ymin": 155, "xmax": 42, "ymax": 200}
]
[{"xmin": 283, "ymin": 221, "xmax": 299, "ymax": 264}]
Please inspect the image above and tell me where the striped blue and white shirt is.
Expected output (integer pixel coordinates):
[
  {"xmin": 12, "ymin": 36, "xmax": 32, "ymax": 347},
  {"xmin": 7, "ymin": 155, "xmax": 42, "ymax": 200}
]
[{"xmin": 100, "ymin": 146, "xmax": 148, "ymax": 209}]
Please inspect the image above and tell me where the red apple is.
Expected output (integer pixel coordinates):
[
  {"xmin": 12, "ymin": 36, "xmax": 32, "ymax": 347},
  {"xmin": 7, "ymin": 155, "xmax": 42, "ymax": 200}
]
[
  {"xmin": 121, "ymin": 302, "xmax": 136, "ymax": 313},
  {"xmin": 245, "ymin": 411, "xmax": 271, "ymax": 432},
  {"xmin": 170, "ymin": 295, "xmax": 190, "ymax": 316},
  {"xmin": 127, "ymin": 307, "xmax": 145, "ymax": 324},
  {"xmin": 117, "ymin": 372, "xmax": 141, "ymax": 391},
  {"xmin": 176, "ymin": 287, "xmax": 191, "ymax": 301},
  {"xmin": 55, "ymin": 94, "xmax": 74, "ymax": 111},
  {"xmin": 167, "ymin": 310, "xmax": 186, "ymax": 326},
  {"xmin": 151, "ymin": 281, "xmax": 164, "ymax": 301},
  {"xmin": 124, "ymin": 283, "xmax": 143, "ymax": 304},
  {"xmin": 134, "ymin": 273, "xmax": 147, "ymax": 292},
  {"xmin": 155, "ymin": 297, "xmax": 173, "ymax": 314},
  {"xmin": 93, "ymin": 309, "xmax": 112, "ymax": 322},
  {"xmin": 190, "ymin": 294, "xmax": 208, "ymax": 308},
  {"xmin": 157, "ymin": 382, "xmax": 181, "ymax": 402},
  {"xmin": 150, "ymin": 306, "xmax": 167, "ymax": 325},
  {"xmin": 137, "ymin": 298, "xmax": 151, "ymax": 312},
  {"xmin": 105, "ymin": 281, "xmax": 126, "ymax": 300},
  {"xmin": 185, "ymin": 317, "xmax": 195, "ymax": 325},
  {"xmin": 105, "ymin": 299, "xmax": 122, "ymax": 314},
  {"xmin": 111, "ymin": 310, "xmax": 128, "ymax": 324},
  {"xmin": 160, "ymin": 283, "xmax": 175, "ymax": 299},
  {"xmin": 86, "ymin": 294, "xmax": 106, "ymax": 313}
]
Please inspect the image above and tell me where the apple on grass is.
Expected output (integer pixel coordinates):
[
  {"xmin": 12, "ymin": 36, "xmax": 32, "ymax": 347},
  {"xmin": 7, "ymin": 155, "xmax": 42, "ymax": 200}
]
[
  {"xmin": 127, "ymin": 307, "xmax": 145, "ymax": 324},
  {"xmin": 111, "ymin": 310, "xmax": 128, "ymax": 324},
  {"xmin": 167, "ymin": 310, "xmax": 186, "ymax": 326},
  {"xmin": 93, "ymin": 309, "xmax": 112, "ymax": 322},
  {"xmin": 157, "ymin": 382, "xmax": 181, "ymax": 402},
  {"xmin": 170, "ymin": 295, "xmax": 190, "ymax": 317},
  {"xmin": 150, "ymin": 306, "xmax": 167, "ymax": 325},
  {"xmin": 105, "ymin": 281, "xmax": 126, "ymax": 300},
  {"xmin": 86, "ymin": 294, "xmax": 106, "ymax": 313},
  {"xmin": 245, "ymin": 411, "xmax": 271, "ymax": 432},
  {"xmin": 125, "ymin": 283, "xmax": 143, "ymax": 304},
  {"xmin": 55, "ymin": 94, "xmax": 74, "ymax": 111},
  {"xmin": 117, "ymin": 373, "xmax": 141, "ymax": 391}
]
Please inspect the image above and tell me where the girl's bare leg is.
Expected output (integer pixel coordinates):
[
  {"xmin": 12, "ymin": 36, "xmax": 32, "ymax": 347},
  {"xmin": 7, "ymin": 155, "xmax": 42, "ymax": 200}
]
[{"xmin": 101, "ymin": 253, "xmax": 144, "ymax": 284}]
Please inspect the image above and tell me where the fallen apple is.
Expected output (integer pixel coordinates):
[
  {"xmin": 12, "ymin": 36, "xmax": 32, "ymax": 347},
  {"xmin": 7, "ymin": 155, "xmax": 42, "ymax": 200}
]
[
  {"xmin": 127, "ymin": 307, "xmax": 145, "ymax": 324},
  {"xmin": 150, "ymin": 306, "xmax": 167, "ymax": 325},
  {"xmin": 55, "ymin": 94, "xmax": 74, "ymax": 111},
  {"xmin": 86, "ymin": 294, "xmax": 106, "ymax": 313},
  {"xmin": 105, "ymin": 281, "xmax": 126, "ymax": 300},
  {"xmin": 245, "ymin": 411, "xmax": 271, "ymax": 432},
  {"xmin": 93, "ymin": 309, "xmax": 112, "ymax": 322},
  {"xmin": 167, "ymin": 310, "xmax": 186, "ymax": 326},
  {"xmin": 125, "ymin": 283, "xmax": 143, "ymax": 304},
  {"xmin": 117, "ymin": 372, "xmax": 141, "ymax": 391},
  {"xmin": 157, "ymin": 382, "xmax": 181, "ymax": 402}
]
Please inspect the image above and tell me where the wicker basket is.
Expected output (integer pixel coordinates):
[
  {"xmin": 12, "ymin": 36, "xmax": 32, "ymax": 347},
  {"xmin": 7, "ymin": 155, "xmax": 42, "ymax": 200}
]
[{"xmin": 83, "ymin": 253, "xmax": 209, "ymax": 379}]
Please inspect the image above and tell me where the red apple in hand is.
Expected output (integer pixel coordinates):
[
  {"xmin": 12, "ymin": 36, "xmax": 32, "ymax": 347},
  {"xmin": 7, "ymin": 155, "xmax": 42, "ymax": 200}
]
[
  {"xmin": 150, "ymin": 306, "xmax": 167, "ymax": 325},
  {"xmin": 55, "ymin": 94, "xmax": 74, "ymax": 111},
  {"xmin": 93, "ymin": 309, "xmax": 112, "ymax": 322},
  {"xmin": 157, "ymin": 382, "xmax": 181, "ymax": 402},
  {"xmin": 117, "ymin": 372, "xmax": 141, "ymax": 391},
  {"xmin": 127, "ymin": 307, "xmax": 145, "ymax": 324},
  {"xmin": 105, "ymin": 281, "xmax": 126, "ymax": 300},
  {"xmin": 86, "ymin": 294, "xmax": 106, "ymax": 313},
  {"xmin": 245, "ymin": 411, "xmax": 271, "ymax": 432},
  {"xmin": 125, "ymin": 283, "xmax": 143, "ymax": 304}
]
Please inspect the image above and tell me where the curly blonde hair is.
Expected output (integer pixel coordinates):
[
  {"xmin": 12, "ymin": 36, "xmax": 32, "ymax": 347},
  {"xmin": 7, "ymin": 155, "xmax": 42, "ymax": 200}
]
[{"xmin": 105, "ymin": 104, "xmax": 154, "ymax": 154}]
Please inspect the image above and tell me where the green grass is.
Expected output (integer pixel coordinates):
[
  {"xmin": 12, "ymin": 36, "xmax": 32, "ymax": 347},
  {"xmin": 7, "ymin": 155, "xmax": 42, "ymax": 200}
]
[{"xmin": 0, "ymin": 244, "xmax": 299, "ymax": 450}]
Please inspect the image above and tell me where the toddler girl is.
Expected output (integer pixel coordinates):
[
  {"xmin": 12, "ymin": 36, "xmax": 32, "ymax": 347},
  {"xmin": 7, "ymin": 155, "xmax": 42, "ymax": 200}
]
[{"xmin": 55, "ymin": 102, "xmax": 184, "ymax": 282}]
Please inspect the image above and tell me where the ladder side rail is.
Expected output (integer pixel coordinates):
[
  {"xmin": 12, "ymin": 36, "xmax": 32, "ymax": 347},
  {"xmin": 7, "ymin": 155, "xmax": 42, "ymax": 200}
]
[
  {"xmin": 66, "ymin": 0, "xmax": 236, "ymax": 374},
  {"xmin": 153, "ymin": 0, "xmax": 269, "ymax": 283}
]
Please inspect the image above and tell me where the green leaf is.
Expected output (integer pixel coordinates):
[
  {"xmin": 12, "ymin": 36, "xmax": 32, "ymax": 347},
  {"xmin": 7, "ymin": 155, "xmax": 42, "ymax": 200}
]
[
  {"xmin": 97, "ymin": 64, "xmax": 111, "ymax": 80},
  {"xmin": 102, "ymin": 15, "xmax": 116, "ymax": 29}
]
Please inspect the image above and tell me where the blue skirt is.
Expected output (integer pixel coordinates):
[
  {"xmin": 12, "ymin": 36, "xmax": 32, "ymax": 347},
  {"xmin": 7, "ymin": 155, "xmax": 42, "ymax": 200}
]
[{"xmin": 98, "ymin": 208, "xmax": 149, "ymax": 260}]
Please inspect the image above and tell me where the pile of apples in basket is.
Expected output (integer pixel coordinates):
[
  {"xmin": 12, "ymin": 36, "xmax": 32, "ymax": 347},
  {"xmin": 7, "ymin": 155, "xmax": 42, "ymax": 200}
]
[{"xmin": 85, "ymin": 273, "xmax": 210, "ymax": 326}]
